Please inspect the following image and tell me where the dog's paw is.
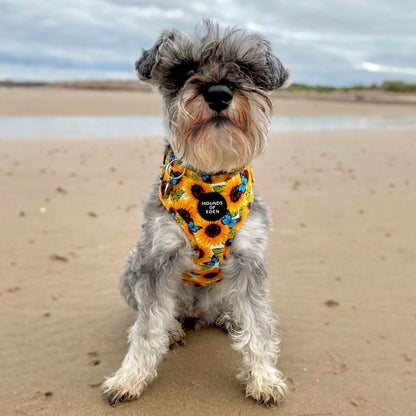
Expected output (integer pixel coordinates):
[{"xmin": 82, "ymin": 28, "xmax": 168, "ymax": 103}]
[
  {"xmin": 102, "ymin": 374, "xmax": 144, "ymax": 406},
  {"xmin": 215, "ymin": 312, "xmax": 240, "ymax": 334},
  {"xmin": 239, "ymin": 367, "xmax": 287, "ymax": 407},
  {"xmin": 168, "ymin": 327, "xmax": 187, "ymax": 349},
  {"xmin": 247, "ymin": 376, "xmax": 286, "ymax": 407}
]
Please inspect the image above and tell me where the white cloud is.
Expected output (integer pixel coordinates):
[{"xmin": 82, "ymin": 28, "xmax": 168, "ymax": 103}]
[
  {"xmin": 137, "ymin": 6, "xmax": 185, "ymax": 19},
  {"xmin": 0, "ymin": 63, "xmax": 134, "ymax": 81},
  {"xmin": 360, "ymin": 62, "xmax": 416, "ymax": 76}
]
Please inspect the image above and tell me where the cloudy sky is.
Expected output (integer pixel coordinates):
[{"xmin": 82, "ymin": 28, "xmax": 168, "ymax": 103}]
[{"xmin": 1, "ymin": 0, "xmax": 415, "ymax": 86}]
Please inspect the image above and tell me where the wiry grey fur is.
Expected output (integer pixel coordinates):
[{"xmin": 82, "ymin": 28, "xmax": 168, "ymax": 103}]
[
  {"xmin": 103, "ymin": 20, "xmax": 288, "ymax": 407},
  {"xmin": 136, "ymin": 21, "xmax": 288, "ymax": 94}
]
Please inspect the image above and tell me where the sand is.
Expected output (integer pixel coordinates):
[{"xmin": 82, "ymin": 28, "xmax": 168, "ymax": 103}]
[
  {"xmin": 1, "ymin": 88, "xmax": 415, "ymax": 416},
  {"xmin": 2, "ymin": 86, "xmax": 416, "ymax": 116}
]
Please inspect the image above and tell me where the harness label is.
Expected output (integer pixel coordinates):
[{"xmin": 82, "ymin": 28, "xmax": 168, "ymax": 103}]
[{"xmin": 197, "ymin": 192, "xmax": 227, "ymax": 221}]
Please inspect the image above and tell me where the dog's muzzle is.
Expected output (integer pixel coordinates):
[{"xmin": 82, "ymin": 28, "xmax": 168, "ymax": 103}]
[{"xmin": 204, "ymin": 84, "xmax": 233, "ymax": 113}]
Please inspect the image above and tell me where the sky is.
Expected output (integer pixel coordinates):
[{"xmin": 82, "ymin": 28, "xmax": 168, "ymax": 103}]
[{"xmin": 1, "ymin": 0, "xmax": 415, "ymax": 86}]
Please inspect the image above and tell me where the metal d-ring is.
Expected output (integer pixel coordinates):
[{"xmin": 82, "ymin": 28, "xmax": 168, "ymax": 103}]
[{"xmin": 165, "ymin": 158, "xmax": 186, "ymax": 180}]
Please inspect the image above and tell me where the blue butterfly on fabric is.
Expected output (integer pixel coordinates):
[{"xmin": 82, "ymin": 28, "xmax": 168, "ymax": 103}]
[
  {"xmin": 200, "ymin": 174, "xmax": 212, "ymax": 183},
  {"xmin": 204, "ymin": 255, "xmax": 219, "ymax": 267},
  {"xmin": 221, "ymin": 211, "xmax": 240, "ymax": 229},
  {"xmin": 238, "ymin": 173, "xmax": 248, "ymax": 193},
  {"xmin": 188, "ymin": 221, "xmax": 202, "ymax": 234}
]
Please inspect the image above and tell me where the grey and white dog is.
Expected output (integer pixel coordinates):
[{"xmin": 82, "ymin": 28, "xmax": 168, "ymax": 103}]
[{"xmin": 103, "ymin": 21, "xmax": 289, "ymax": 407}]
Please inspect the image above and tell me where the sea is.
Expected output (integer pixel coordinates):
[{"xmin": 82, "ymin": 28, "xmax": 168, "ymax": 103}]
[{"xmin": 1, "ymin": 115, "xmax": 416, "ymax": 139}]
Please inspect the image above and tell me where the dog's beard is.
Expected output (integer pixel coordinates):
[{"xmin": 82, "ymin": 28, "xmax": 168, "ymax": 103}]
[{"xmin": 168, "ymin": 88, "xmax": 271, "ymax": 174}]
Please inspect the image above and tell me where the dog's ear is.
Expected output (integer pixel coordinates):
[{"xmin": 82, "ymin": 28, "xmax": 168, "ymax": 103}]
[
  {"xmin": 134, "ymin": 33, "xmax": 166, "ymax": 82},
  {"xmin": 135, "ymin": 29, "xmax": 189, "ymax": 84},
  {"xmin": 263, "ymin": 45, "xmax": 290, "ymax": 90},
  {"xmin": 135, "ymin": 39, "xmax": 162, "ymax": 81},
  {"xmin": 239, "ymin": 37, "xmax": 290, "ymax": 91}
]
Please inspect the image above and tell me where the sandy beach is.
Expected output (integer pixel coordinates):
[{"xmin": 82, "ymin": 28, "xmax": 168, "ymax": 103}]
[
  {"xmin": 1, "ymin": 88, "xmax": 415, "ymax": 416},
  {"xmin": 2, "ymin": 86, "xmax": 416, "ymax": 117}
]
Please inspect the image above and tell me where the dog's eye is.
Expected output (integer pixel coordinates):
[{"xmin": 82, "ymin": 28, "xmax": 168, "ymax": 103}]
[
  {"xmin": 168, "ymin": 61, "xmax": 199, "ymax": 90},
  {"xmin": 237, "ymin": 62, "xmax": 251, "ymax": 78},
  {"xmin": 226, "ymin": 81, "xmax": 235, "ymax": 91},
  {"xmin": 186, "ymin": 69, "xmax": 196, "ymax": 78}
]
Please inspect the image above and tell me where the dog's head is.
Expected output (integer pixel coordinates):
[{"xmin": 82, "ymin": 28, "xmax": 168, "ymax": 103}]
[{"xmin": 136, "ymin": 20, "xmax": 289, "ymax": 174}]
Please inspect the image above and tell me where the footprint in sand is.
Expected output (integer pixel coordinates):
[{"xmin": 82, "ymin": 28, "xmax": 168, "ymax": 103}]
[
  {"xmin": 87, "ymin": 351, "xmax": 100, "ymax": 366},
  {"xmin": 15, "ymin": 391, "xmax": 53, "ymax": 414},
  {"xmin": 55, "ymin": 186, "xmax": 67, "ymax": 194},
  {"xmin": 324, "ymin": 299, "xmax": 339, "ymax": 308},
  {"xmin": 50, "ymin": 254, "xmax": 69, "ymax": 262}
]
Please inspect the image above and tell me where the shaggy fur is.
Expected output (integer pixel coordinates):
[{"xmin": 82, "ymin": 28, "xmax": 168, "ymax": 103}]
[{"xmin": 103, "ymin": 20, "xmax": 288, "ymax": 407}]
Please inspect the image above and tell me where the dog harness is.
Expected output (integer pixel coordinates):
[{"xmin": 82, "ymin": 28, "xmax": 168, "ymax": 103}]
[{"xmin": 159, "ymin": 149, "xmax": 254, "ymax": 287}]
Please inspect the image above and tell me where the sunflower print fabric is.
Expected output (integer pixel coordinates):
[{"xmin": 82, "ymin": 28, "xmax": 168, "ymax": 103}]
[{"xmin": 159, "ymin": 149, "xmax": 254, "ymax": 287}]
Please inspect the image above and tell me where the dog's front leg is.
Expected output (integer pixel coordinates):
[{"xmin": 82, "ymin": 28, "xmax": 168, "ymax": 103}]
[
  {"xmin": 223, "ymin": 258, "xmax": 287, "ymax": 407},
  {"xmin": 103, "ymin": 237, "xmax": 189, "ymax": 405}
]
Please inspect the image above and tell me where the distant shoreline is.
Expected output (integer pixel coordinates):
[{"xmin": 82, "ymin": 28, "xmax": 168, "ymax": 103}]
[
  {"xmin": 1, "ymin": 80, "xmax": 415, "ymax": 105},
  {"xmin": 0, "ymin": 80, "xmax": 152, "ymax": 92}
]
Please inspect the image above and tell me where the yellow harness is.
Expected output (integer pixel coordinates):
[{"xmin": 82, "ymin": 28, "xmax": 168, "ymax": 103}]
[{"xmin": 159, "ymin": 149, "xmax": 254, "ymax": 287}]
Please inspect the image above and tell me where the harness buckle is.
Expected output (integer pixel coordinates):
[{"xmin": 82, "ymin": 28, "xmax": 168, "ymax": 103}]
[{"xmin": 163, "ymin": 159, "xmax": 186, "ymax": 199}]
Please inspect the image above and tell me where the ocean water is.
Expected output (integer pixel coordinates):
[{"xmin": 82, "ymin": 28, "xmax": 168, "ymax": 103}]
[{"xmin": 1, "ymin": 115, "xmax": 416, "ymax": 139}]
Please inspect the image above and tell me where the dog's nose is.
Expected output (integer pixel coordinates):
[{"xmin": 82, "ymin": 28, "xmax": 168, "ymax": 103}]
[{"xmin": 204, "ymin": 85, "xmax": 233, "ymax": 112}]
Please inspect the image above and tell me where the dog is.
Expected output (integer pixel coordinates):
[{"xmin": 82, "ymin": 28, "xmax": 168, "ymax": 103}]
[{"xmin": 103, "ymin": 20, "xmax": 289, "ymax": 407}]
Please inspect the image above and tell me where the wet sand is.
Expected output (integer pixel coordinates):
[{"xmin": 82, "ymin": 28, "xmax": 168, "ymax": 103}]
[
  {"xmin": 2, "ymin": 86, "xmax": 416, "ymax": 116},
  {"xmin": 0, "ymin": 88, "xmax": 415, "ymax": 416}
]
